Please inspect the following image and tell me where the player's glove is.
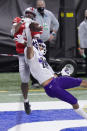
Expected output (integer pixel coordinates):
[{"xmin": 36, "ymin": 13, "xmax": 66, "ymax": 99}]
[
  {"xmin": 14, "ymin": 35, "xmax": 25, "ymax": 44},
  {"xmin": 61, "ymin": 67, "xmax": 70, "ymax": 76},
  {"xmin": 29, "ymin": 22, "xmax": 43, "ymax": 32}
]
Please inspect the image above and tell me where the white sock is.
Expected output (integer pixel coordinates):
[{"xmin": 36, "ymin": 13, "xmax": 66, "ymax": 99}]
[
  {"xmin": 24, "ymin": 98, "xmax": 29, "ymax": 103},
  {"xmin": 74, "ymin": 108, "xmax": 87, "ymax": 119}
]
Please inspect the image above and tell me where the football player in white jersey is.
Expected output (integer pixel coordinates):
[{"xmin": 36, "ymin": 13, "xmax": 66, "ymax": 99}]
[{"xmin": 24, "ymin": 26, "xmax": 87, "ymax": 119}]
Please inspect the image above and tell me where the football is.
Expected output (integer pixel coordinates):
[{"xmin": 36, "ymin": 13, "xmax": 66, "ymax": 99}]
[{"xmin": 29, "ymin": 22, "xmax": 42, "ymax": 32}]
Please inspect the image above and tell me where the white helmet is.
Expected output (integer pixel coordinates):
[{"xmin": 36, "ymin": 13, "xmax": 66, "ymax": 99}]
[{"xmin": 24, "ymin": 7, "xmax": 36, "ymax": 17}]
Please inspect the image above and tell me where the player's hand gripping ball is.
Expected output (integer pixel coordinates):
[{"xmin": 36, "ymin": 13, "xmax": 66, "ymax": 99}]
[{"xmin": 29, "ymin": 22, "xmax": 43, "ymax": 32}]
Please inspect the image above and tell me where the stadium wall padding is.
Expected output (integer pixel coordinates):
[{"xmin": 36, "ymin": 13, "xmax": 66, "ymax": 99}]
[{"xmin": 0, "ymin": 0, "xmax": 59, "ymax": 72}]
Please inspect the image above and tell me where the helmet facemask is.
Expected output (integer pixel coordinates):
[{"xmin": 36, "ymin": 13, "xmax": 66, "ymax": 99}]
[
  {"xmin": 38, "ymin": 42, "xmax": 46, "ymax": 55},
  {"xmin": 24, "ymin": 7, "xmax": 36, "ymax": 20},
  {"xmin": 25, "ymin": 12, "xmax": 36, "ymax": 20},
  {"xmin": 32, "ymin": 38, "xmax": 46, "ymax": 56}
]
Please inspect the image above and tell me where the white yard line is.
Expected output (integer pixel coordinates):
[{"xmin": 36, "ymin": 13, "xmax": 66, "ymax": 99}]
[
  {"xmin": 8, "ymin": 120, "xmax": 87, "ymax": 131},
  {"xmin": 1, "ymin": 101, "xmax": 87, "ymax": 131},
  {"xmin": 0, "ymin": 100, "xmax": 87, "ymax": 111},
  {"xmin": 8, "ymin": 93, "xmax": 46, "ymax": 96}
]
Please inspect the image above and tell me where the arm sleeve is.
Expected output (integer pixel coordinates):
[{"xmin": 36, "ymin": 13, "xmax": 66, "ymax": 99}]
[
  {"xmin": 50, "ymin": 12, "xmax": 59, "ymax": 32},
  {"xmin": 78, "ymin": 23, "xmax": 85, "ymax": 48},
  {"xmin": 25, "ymin": 22, "xmax": 32, "ymax": 47}
]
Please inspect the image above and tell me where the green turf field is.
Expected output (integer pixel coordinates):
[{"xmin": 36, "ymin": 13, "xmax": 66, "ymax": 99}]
[{"xmin": 0, "ymin": 73, "xmax": 87, "ymax": 103}]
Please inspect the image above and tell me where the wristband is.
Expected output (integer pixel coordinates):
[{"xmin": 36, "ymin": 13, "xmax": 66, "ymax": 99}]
[{"xmin": 51, "ymin": 32, "xmax": 56, "ymax": 37}]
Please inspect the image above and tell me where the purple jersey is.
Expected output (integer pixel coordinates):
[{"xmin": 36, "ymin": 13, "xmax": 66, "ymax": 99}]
[{"xmin": 44, "ymin": 76, "xmax": 82, "ymax": 105}]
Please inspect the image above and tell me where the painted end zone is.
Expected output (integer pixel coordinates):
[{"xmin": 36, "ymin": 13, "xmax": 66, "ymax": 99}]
[
  {"xmin": 61, "ymin": 127, "xmax": 87, "ymax": 131},
  {"xmin": 0, "ymin": 101, "xmax": 87, "ymax": 131}
]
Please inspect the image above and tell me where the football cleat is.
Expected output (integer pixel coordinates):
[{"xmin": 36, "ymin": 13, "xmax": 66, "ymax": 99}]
[{"xmin": 24, "ymin": 101, "xmax": 31, "ymax": 115}]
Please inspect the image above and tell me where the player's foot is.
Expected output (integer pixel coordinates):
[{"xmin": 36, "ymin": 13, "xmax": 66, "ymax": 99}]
[{"xmin": 24, "ymin": 101, "xmax": 31, "ymax": 115}]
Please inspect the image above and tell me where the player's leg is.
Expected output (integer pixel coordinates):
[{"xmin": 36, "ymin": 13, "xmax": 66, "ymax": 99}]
[
  {"xmin": 18, "ymin": 55, "xmax": 31, "ymax": 114},
  {"xmin": 21, "ymin": 83, "xmax": 28, "ymax": 100},
  {"xmin": 44, "ymin": 78, "xmax": 78, "ymax": 104},
  {"xmin": 56, "ymin": 76, "xmax": 87, "ymax": 119},
  {"xmin": 57, "ymin": 76, "xmax": 87, "ymax": 119},
  {"xmin": 80, "ymin": 79, "xmax": 87, "ymax": 88},
  {"xmin": 55, "ymin": 76, "xmax": 82, "ymax": 90},
  {"xmin": 19, "ymin": 55, "xmax": 29, "ymax": 100},
  {"xmin": 21, "ymin": 83, "xmax": 31, "ymax": 115},
  {"xmin": 72, "ymin": 102, "xmax": 87, "ymax": 119},
  {"xmin": 59, "ymin": 76, "xmax": 87, "ymax": 89},
  {"xmin": 44, "ymin": 78, "xmax": 87, "ymax": 119}
]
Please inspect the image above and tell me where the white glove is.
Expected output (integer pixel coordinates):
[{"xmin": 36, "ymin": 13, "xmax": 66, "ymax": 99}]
[
  {"xmin": 14, "ymin": 35, "xmax": 25, "ymax": 44},
  {"xmin": 11, "ymin": 28, "xmax": 15, "ymax": 36},
  {"xmin": 61, "ymin": 67, "xmax": 70, "ymax": 76}
]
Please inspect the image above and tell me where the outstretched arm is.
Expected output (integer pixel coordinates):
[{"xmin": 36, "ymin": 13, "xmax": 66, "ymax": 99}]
[
  {"xmin": 27, "ymin": 46, "xmax": 34, "ymax": 59},
  {"xmin": 25, "ymin": 23, "xmax": 34, "ymax": 59},
  {"xmin": 25, "ymin": 21, "xmax": 42, "ymax": 59}
]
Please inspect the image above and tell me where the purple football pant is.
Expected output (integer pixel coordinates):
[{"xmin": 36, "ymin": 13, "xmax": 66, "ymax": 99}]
[{"xmin": 44, "ymin": 76, "xmax": 82, "ymax": 105}]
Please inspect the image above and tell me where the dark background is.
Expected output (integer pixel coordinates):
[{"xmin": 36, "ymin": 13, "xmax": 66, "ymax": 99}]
[{"xmin": 0, "ymin": 0, "xmax": 87, "ymax": 72}]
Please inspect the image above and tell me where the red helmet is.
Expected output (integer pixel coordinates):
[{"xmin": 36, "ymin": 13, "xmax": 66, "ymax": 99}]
[
  {"xmin": 13, "ymin": 17, "xmax": 21, "ymax": 24},
  {"xmin": 24, "ymin": 7, "xmax": 36, "ymax": 17}
]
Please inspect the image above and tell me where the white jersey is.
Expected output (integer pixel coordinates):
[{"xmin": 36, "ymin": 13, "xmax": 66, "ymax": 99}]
[{"xmin": 25, "ymin": 47, "xmax": 54, "ymax": 84}]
